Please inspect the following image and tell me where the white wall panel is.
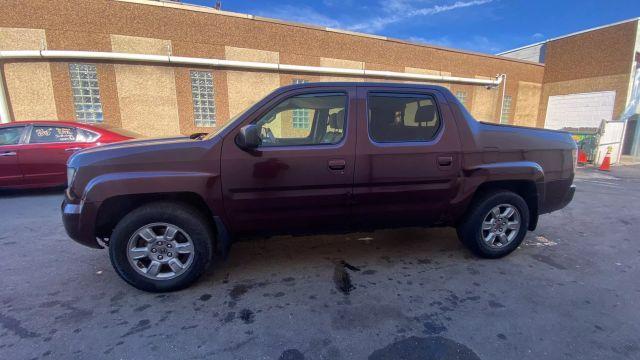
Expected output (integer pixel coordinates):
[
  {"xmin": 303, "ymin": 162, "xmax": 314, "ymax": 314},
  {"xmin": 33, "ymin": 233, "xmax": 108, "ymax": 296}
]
[{"xmin": 544, "ymin": 91, "xmax": 616, "ymax": 130}]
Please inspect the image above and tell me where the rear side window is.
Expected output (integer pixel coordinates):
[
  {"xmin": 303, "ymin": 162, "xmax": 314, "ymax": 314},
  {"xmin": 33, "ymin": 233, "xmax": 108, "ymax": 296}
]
[
  {"xmin": 29, "ymin": 126, "xmax": 78, "ymax": 144},
  {"xmin": 76, "ymin": 128, "xmax": 100, "ymax": 142},
  {"xmin": 0, "ymin": 127, "xmax": 24, "ymax": 145},
  {"xmin": 368, "ymin": 93, "xmax": 441, "ymax": 143}
]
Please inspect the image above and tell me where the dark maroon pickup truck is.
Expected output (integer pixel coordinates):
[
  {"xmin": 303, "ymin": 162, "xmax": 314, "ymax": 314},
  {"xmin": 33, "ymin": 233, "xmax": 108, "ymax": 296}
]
[{"xmin": 62, "ymin": 82, "xmax": 576, "ymax": 292}]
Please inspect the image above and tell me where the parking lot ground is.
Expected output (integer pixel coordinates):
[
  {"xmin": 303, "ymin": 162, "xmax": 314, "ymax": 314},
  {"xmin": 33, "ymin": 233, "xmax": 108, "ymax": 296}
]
[{"xmin": 1, "ymin": 165, "xmax": 640, "ymax": 360}]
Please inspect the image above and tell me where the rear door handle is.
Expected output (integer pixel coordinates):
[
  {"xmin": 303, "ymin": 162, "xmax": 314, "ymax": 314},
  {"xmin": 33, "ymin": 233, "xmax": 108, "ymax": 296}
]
[
  {"xmin": 437, "ymin": 156, "xmax": 453, "ymax": 167},
  {"xmin": 65, "ymin": 147, "xmax": 83, "ymax": 152},
  {"xmin": 328, "ymin": 159, "xmax": 346, "ymax": 171},
  {"xmin": 0, "ymin": 151, "xmax": 17, "ymax": 157}
]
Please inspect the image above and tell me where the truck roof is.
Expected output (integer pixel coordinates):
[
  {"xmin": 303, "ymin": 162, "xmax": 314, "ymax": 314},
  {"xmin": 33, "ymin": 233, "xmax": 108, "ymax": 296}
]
[{"xmin": 279, "ymin": 81, "xmax": 451, "ymax": 92}]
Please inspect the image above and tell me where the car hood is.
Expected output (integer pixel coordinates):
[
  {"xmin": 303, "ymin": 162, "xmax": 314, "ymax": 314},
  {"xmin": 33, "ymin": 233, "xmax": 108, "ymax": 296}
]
[
  {"xmin": 68, "ymin": 135, "xmax": 215, "ymax": 171},
  {"xmin": 66, "ymin": 135, "xmax": 222, "ymax": 200},
  {"xmin": 89, "ymin": 136, "xmax": 191, "ymax": 153}
]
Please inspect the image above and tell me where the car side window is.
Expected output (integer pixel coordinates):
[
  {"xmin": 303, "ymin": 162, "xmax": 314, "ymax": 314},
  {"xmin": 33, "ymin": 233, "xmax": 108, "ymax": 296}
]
[
  {"xmin": 0, "ymin": 127, "xmax": 25, "ymax": 146},
  {"xmin": 368, "ymin": 93, "xmax": 441, "ymax": 143},
  {"xmin": 29, "ymin": 126, "xmax": 78, "ymax": 144},
  {"xmin": 253, "ymin": 93, "xmax": 347, "ymax": 147},
  {"xmin": 76, "ymin": 128, "xmax": 100, "ymax": 142}
]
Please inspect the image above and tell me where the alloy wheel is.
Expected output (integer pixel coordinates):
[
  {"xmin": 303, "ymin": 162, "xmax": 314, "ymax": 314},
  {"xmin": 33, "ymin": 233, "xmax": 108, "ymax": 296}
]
[
  {"xmin": 481, "ymin": 204, "xmax": 521, "ymax": 248},
  {"xmin": 126, "ymin": 222, "xmax": 194, "ymax": 280}
]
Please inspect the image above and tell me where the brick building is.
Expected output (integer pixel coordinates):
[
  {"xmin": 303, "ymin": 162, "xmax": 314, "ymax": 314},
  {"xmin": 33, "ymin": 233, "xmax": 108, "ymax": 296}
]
[{"xmin": 0, "ymin": 0, "xmax": 638, "ymax": 141}]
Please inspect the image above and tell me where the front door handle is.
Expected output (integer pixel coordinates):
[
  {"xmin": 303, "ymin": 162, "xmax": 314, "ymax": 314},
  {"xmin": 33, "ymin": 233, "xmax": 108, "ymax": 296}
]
[
  {"xmin": 437, "ymin": 156, "xmax": 453, "ymax": 167},
  {"xmin": 328, "ymin": 159, "xmax": 346, "ymax": 171},
  {"xmin": 0, "ymin": 151, "xmax": 17, "ymax": 157},
  {"xmin": 65, "ymin": 147, "xmax": 83, "ymax": 152}
]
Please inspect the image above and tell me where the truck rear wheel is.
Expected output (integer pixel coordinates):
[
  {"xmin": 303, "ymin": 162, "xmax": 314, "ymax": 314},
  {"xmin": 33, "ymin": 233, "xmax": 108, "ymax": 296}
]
[
  {"xmin": 457, "ymin": 190, "xmax": 529, "ymax": 258},
  {"xmin": 109, "ymin": 202, "xmax": 213, "ymax": 292}
]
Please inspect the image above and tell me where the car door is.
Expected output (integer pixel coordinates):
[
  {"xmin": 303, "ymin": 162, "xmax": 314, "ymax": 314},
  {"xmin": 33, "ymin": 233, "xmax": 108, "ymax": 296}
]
[
  {"xmin": 19, "ymin": 124, "xmax": 91, "ymax": 187},
  {"xmin": 352, "ymin": 86, "xmax": 462, "ymax": 229},
  {"xmin": 220, "ymin": 86, "xmax": 356, "ymax": 236},
  {"xmin": 0, "ymin": 125, "xmax": 26, "ymax": 188}
]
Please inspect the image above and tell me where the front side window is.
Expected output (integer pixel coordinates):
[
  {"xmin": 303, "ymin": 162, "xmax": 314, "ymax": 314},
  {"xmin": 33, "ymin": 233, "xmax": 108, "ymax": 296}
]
[
  {"xmin": 254, "ymin": 93, "xmax": 347, "ymax": 147},
  {"xmin": 69, "ymin": 64, "xmax": 104, "ymax": 123},
  {"xmin": 190, "ymin": 71, "xmax": 216, "ymax": 127},
  {"xmin": 368, "ymin": 93, "xmax": 441, "ymax": 143},
  {"xmin": 0, "ymin": 127, "xmax": 24, "ymax": 145},
  {"xmin": 29, "ymin": 126, "xmax": 77, "ymax": 144}
]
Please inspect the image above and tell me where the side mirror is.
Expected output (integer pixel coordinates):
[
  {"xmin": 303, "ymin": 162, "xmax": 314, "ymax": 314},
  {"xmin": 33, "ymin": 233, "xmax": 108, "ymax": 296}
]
[{"xmin": 235, "ymin": 124, "xmax": 262, "ymax": 151}]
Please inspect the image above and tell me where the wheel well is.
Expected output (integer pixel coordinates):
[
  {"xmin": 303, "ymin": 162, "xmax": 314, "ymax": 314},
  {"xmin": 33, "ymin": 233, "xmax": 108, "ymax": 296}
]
[
  {"xmin": 474, "ymin": 180, "xmax": 539, "ymax": 230},
  {"xmin": 95, "ymin": 192, "xmax": 216, "ymax": 240}
]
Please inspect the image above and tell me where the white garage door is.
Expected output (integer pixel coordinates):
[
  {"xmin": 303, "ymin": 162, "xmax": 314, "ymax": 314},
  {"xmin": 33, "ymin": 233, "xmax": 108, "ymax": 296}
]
[{"xmin": 544, "ymin": 91, "xmax": 616, "ymax": 130}]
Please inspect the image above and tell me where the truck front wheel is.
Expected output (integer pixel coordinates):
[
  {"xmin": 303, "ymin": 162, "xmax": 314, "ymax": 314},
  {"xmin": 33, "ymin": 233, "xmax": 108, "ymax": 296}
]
[
  {"xmin": 108, "ymin": 202, "xmax": 213, "ymax": 292},
  {"xmin": 457, "ymin": 190, "xmax": 529, "ymax": 258}
]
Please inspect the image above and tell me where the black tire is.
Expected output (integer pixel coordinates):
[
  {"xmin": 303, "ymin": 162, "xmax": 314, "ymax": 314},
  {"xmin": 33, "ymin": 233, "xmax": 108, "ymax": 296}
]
[
  {"xmin": 456, "ymin": 190, "xmax": 529, "ymax": 259},
  {"xmin": 109, "ymin": 202, "xmax": 214, "ymax": 292}
]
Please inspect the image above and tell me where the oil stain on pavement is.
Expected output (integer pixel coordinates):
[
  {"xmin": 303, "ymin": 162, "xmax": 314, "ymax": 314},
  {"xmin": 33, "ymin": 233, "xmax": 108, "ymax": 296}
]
[{"xmin": 333, "ymin": 260, "xmax": 361, "ymax": 294}]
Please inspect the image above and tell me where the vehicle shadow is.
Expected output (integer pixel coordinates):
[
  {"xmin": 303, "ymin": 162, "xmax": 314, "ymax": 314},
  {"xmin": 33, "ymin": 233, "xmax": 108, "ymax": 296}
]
[
  {"xmin": 0, "ymin": 186, "xmax": 65, "ymax": 198},
  {"xmin": 202, "ymin": 226, "xmax": 477, "ymax": 286}
]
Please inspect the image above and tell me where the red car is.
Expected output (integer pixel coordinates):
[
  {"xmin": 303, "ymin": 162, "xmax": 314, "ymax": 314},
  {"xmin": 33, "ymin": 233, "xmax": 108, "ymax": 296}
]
[{"xmin": 0, "ymin": 121, "xmax": 135, "ymax": 189}]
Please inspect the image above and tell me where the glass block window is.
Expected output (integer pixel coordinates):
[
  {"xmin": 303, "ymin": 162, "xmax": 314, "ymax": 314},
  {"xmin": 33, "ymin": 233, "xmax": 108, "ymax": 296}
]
[
  {"xmin": 501, "ymin": 95, "xmax": 512, "ymax": 124},
  {"xmin": 455, "ymin": 91, "xmax": 467, "ymax": 106},
  {"xmin": 69, "ymin": 64, "xmax": 103, "ymax": 123},
  {"xmin": 190, "ymin": 71, "xmax": 216, "ymax": 127},
  {"xmin": 292, "ymin": 79, "xmax": 311, "ymax": 129}
]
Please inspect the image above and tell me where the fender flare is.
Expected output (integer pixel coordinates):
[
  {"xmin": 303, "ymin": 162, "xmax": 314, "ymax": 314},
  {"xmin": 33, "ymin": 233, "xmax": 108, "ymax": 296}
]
[
  {"xmin": 452, "ymin": 161, "xmax": 545, "ymax": 225},
  {"xmin": 463, "ymin": 161, "xmax": 545, "ymax": 183},
  {"xmin": 81, "ymin": 171, "xmax": 231, "ymax": 253}
]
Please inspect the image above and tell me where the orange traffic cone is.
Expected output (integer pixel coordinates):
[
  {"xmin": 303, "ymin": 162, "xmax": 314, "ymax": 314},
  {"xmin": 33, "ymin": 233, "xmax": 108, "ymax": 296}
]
[
  {"xmin": 599, "ymin": 147, "xmax": 612, "ymax": 171},
  {"xmin": 578, "ymin": 149, "xmax": 588, "ymax": 165}
]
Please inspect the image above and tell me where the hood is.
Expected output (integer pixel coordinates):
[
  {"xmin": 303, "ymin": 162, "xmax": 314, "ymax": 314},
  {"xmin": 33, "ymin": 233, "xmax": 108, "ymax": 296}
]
[
  {"xmin": 68, "ymin": 135, "xmax": 215, "ymax": 171},
  {"xmin": 88, "ymin": 136, "xmax": 191, "ymax": 153},
  {"xmin": 66, "ymin": 135, "xmax": 222, "ymax": 200}
]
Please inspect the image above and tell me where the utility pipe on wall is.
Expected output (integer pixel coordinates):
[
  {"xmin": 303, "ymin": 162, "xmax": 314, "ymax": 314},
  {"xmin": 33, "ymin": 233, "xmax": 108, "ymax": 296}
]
[
  {"xmin": 0, "ymin": 50, "xmax": 505, "ymax": 124},
  {"xmin": 497, "ymin": 74, "xmax": 507, "ymax": 123}
]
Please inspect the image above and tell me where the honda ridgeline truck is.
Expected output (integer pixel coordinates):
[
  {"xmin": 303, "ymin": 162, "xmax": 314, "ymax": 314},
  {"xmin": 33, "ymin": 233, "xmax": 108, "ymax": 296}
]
[{"xmin": 62, "ymin": 82, "xmax": 576, "ymax": 292}]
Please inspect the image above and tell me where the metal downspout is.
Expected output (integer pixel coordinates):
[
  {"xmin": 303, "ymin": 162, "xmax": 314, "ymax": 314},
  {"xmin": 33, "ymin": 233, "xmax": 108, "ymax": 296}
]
[
  {"xmin": 498, "ymin": 74, "xmax": 507, "ymax": 123},
  {"xmin": 0, "ymin": 63, "xmax": 11, "ymax": 123}
]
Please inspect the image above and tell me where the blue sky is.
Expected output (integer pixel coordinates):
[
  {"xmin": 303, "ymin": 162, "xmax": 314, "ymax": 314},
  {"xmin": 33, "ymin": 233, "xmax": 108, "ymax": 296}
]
[{"xmin": 182, "ymin": 0, "xmax": 639, "ymax": 54}]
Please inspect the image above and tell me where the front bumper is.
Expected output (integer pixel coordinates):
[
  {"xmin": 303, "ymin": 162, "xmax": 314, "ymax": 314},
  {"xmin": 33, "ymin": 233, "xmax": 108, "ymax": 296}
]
[
  {"xmin": 562, "ymin": 184, "xmax": 576, "ymax": 208},
  {"xmin": 540, "ymin": 179, "xmax": 576, "ymax": 214},
  {"xmin": 61, "ymin": 198, "xmax": 103, "ymax": 249}
]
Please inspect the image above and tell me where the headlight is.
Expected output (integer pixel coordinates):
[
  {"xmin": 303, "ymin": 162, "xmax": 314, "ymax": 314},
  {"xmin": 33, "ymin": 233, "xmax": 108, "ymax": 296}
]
[{"xmin": 67, "ymin": 167, "xmax": 77, "ymax": 187}]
